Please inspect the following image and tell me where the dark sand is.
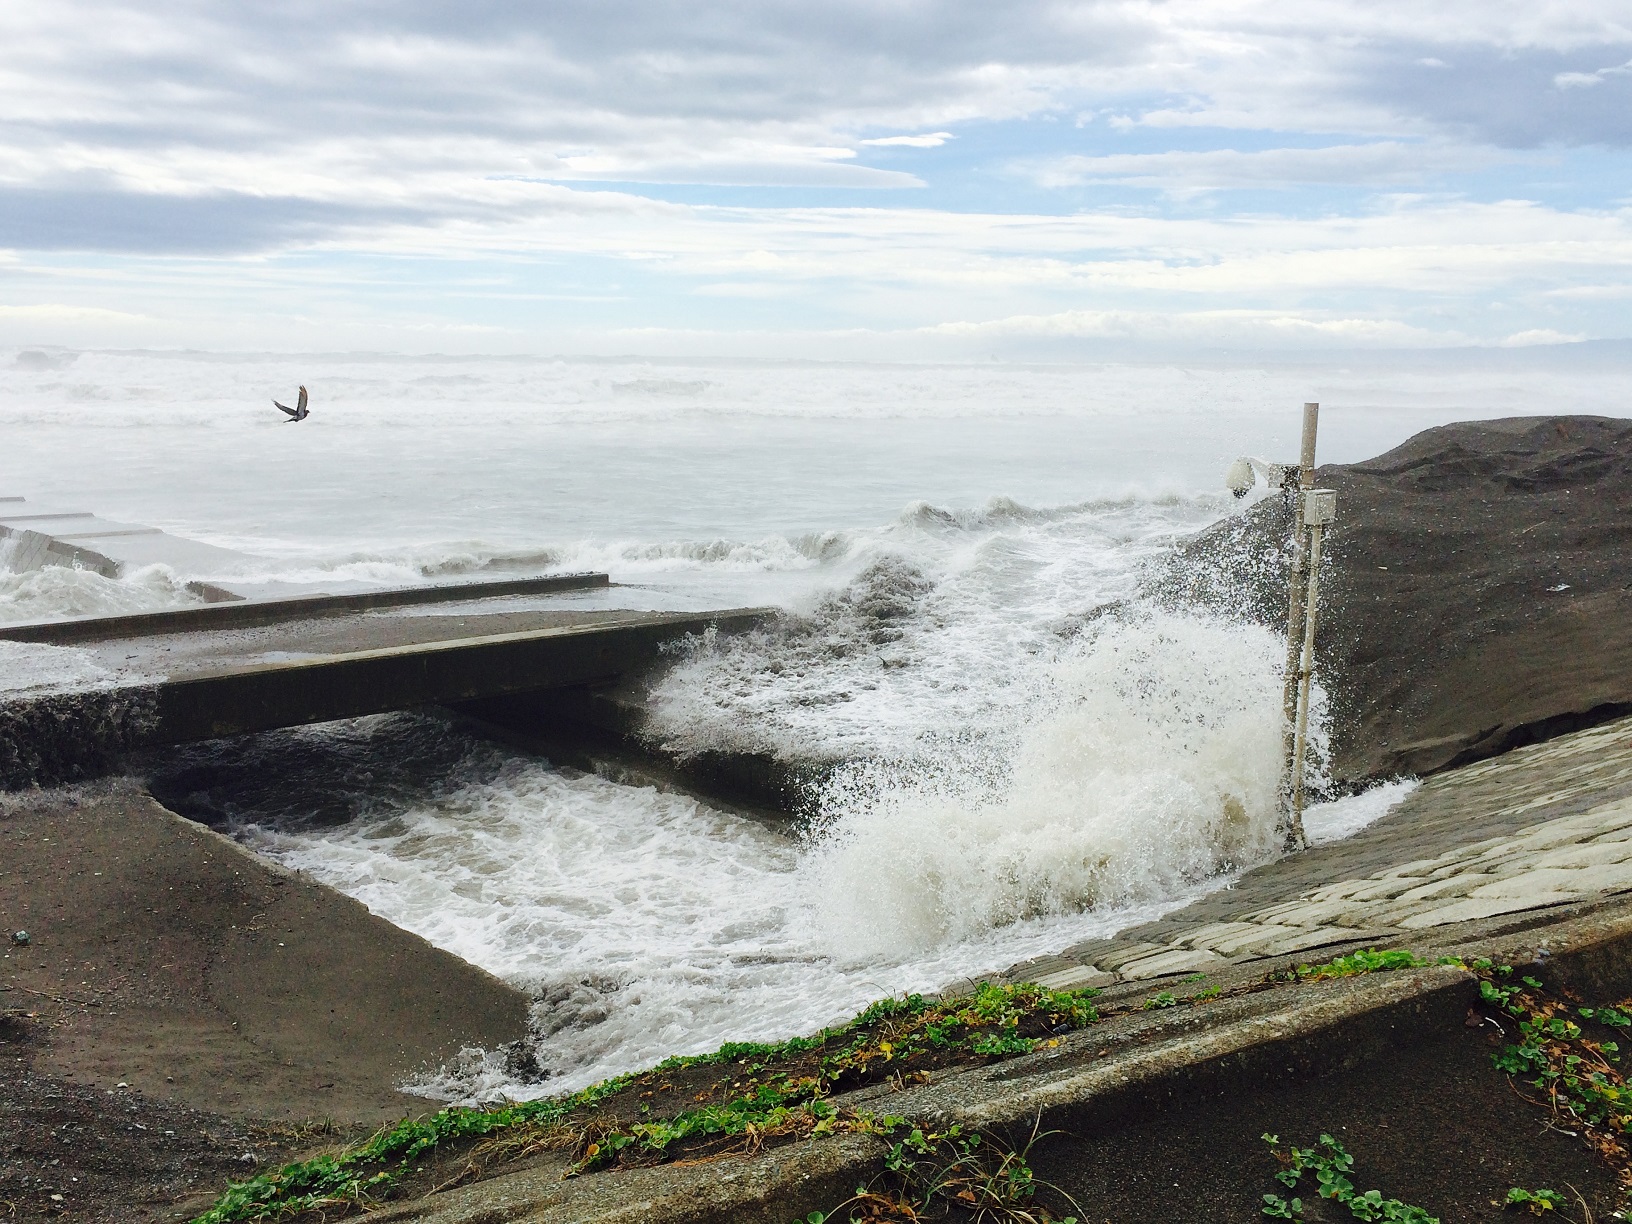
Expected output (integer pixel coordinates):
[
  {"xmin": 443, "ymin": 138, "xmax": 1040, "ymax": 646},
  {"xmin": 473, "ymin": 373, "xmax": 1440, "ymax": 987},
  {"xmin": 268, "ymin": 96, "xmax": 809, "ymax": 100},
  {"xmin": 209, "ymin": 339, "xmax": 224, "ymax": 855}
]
[
  {"xmin": 1154, "ymin": 414, "xmax": 1632, "ymax": 781},
  {"xmin": 1023, "ymin": 1012, "xmax": 1623, "ymax": 1222},
  {"xmin": 1, "ymin": 780, "xmax": 529, "ymax": 1221}
]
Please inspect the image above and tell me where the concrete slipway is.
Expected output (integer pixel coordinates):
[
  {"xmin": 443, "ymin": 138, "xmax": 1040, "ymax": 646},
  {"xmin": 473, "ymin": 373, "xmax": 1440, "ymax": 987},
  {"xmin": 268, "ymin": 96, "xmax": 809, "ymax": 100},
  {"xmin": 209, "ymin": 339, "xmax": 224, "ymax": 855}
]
[{"xmin": 351, "ymin": 713, "xmax": 1632, "ymax": 1223}]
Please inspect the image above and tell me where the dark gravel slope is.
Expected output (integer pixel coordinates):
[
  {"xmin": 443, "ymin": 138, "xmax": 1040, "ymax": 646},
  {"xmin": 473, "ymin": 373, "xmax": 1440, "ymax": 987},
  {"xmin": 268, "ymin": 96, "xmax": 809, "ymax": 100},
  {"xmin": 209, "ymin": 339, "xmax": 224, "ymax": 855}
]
[{"xmin": 1151, "ymin": 414, "xmax": 1632, "ymax": 781}]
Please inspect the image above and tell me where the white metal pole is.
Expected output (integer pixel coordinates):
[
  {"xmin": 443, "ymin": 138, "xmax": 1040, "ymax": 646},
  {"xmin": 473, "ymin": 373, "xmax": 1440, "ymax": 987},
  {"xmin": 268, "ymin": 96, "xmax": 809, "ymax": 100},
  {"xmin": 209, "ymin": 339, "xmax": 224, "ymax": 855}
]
[
  {"xmin": 1290, "ymin": 519, "xmax": 1325, "ymax": 835},
  {"xmin": 1280, "ymin": 403, "xmax": 1318, "ymax": 848}
]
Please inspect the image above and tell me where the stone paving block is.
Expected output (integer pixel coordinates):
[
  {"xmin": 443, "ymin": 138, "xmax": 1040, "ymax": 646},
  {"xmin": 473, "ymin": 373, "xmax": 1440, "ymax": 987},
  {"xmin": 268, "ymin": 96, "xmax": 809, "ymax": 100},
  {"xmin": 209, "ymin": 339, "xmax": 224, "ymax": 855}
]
[
  {"xmin": 1003, "ymin": 956, "xmax": 1081, "ymax": 982},
  {"xmin": 1564, "ymin": 862, "xmax": 1632, "ymax": 895},
  {"xmin": 1249, "ymin": 926, "xmax": 1384, "ymax": 958},
  {"xmin": 1397, "ymin": 895, "xmax": 1581, "ymax": 929},
  {"xmin": 1333, "ymin": 878, "xmax": 1420, "ymax": 903},
  {"xmin": 1236, "ymin": 900, "xmax": 1313, "ymax": 923},
  {"xmin": 1426, "ymin": 843, "xmax": 1510, "ymax": 879},
  {"xmin": 1534, "ymin": 841, "xmax": 1632, "ymax": 870},
  {"xmin": 1325, "ymin": 903, "xmax": 1404, "ymax": 930},
  {"xmin": 1378, "ymin": 858, "xmax": 1443, "ymax": 879},
  {"xmin": 1505, "ymin": 824, "xmax": 1607, "ymax": 853},
  {"xmin": 1090, "ymin": 942, "xmax": 1169, "ymax": 972},
  {"xmin": 1390, "ymin": 874, "xmax": 1491, "ymax": 904},
  {"xmin": 1032, "ymin": 965, "xmax": 1116, "ymax": 992},
  {"xmin": 1115, "ymin": 948, "xmax": 1226, "ymax": 981},
  {"xmin": 1469, "ymin": 868, "xmax": 1594, "ymax": 901},
  {"xmin": 1579, "ymin": 798, "xmax": 1632, "ymax": 833},
  {"xmin": 1238, "ymin": 900, "xmax": 1357, "ymax": 928},
  {"xmin": 1540, "ymin": 806, "xmax": 1632, "ymax": 835},
  {"xmin": 1056, "ymin": 938, "xmax": 1128, "ymax": 964},
  {"xmin": 1462, "ymin": 848, "xmax": 1527, "ymax": 874},
  {"xmin": 1202, "ymin": 925, "xmax": 1302, "ymax": 956},
  {"xmin": 1367, "ymin": 895, "xmax": 1463, "ymax": 927},
  {"xmin": 1173, "ymin": 921, "xmax": 1263, "ymax": 951},
  {"xmin": 1304, "ymin": 879, "xmax": 1382, "ymax": 902}
]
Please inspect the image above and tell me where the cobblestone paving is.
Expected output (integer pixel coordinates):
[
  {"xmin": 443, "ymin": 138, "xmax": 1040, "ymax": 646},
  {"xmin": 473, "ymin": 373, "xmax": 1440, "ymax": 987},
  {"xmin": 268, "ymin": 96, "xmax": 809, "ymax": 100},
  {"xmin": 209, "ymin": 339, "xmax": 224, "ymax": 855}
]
[{"xmin": 970, "ymin": 714, "xmax": 1632, "ymax": 995}]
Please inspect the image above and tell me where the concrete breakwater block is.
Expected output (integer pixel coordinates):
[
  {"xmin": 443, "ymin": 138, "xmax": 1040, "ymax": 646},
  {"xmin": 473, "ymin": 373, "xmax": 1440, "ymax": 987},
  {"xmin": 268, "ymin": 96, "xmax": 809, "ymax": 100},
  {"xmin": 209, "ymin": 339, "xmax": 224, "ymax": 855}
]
[{"xmin": 0, "ymin": 498, "xmax": 250, "ymax": 581}]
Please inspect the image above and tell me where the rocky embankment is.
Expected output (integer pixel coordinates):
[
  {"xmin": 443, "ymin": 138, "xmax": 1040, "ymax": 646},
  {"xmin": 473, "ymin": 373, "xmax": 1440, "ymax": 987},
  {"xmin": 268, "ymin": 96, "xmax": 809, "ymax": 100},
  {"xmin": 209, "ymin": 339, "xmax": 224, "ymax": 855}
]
[{"xmin": 1149, "ymin": 414, "xmax": 1632, "ymax": 782}]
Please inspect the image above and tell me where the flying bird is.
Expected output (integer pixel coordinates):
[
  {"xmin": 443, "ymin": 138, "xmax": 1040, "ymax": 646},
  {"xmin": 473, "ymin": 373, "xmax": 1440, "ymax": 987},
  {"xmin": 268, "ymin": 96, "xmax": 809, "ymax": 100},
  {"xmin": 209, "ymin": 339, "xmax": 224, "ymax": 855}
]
[{"xmin": 273, "ymin": 385, "xmax": 310, "ymax": 422}]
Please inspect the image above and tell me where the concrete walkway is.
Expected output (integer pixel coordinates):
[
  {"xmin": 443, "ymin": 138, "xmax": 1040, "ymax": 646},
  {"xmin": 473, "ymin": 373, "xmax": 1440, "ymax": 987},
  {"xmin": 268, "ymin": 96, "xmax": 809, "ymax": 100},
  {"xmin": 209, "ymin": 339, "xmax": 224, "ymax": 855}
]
[{"xmin": 985, "ymin": 713, "xmax": 1632, "ymax": 994}]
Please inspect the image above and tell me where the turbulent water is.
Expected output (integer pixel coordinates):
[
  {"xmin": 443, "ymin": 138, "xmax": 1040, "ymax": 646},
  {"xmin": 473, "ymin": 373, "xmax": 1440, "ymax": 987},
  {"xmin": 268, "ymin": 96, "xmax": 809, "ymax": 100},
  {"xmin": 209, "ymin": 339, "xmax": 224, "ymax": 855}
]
[{"xmin": 8, "ymin": 345, "xmax": 1598, "ymax": 1097}]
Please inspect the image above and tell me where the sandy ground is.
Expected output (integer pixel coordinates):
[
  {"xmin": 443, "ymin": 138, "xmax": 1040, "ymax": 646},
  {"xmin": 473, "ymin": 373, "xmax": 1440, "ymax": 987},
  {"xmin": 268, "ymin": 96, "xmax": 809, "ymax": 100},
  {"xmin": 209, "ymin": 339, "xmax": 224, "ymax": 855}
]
[{"xmin": 1, "ymin": 780, "xmax": 530, "ymax": 1221}]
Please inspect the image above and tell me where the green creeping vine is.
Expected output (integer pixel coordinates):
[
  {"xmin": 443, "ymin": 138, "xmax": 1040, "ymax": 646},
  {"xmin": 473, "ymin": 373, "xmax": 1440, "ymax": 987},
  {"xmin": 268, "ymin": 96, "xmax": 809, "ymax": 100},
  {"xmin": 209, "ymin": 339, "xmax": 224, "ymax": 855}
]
[
  {"xmin": 573, "ymin": 982, "xmax": 1100, "ymax": 1172},
  {"xmin": 799, "ymin": 1116, "xmax": 1082, "ymax": 1224},
  {"xmin": 190, "ymin": 1075, "xmax": 641, "ymax": 1224},
  {"xmin": 193, "ymin": 982, "xmax": 1100, "ymax": 1222},
  {"xmin": 1468, "ymin": 958, "xmax": 1632, "ymax": 1204},
  {"xmin": 1296, "ymin": 949, "xmax": 1428, "ymax": 981},
  {"xmin": 1504, "ymin": 1187, "xmax": 1568, "ymax": 1215},
  {"xmin": 1261, "ymin": 1134, "xmax": 1438, "ymax": 1222}
]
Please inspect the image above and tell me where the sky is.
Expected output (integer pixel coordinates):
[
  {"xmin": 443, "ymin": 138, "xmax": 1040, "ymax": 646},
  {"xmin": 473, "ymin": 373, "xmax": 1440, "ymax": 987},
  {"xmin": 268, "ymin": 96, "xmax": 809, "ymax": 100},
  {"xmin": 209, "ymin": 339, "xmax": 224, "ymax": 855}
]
[{"xmin": 1, "ymin": 1, "xmax": 1631, "ymax": 356}]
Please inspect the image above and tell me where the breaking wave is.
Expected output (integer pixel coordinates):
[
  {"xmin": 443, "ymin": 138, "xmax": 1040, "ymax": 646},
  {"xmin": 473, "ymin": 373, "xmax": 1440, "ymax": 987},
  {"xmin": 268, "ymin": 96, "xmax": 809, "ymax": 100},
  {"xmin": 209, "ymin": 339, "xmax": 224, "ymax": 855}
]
[
  {"xmin": 799, "ymin": 613, "xmax": 1287, "ymax": 954},
  {"xmin": 0, "ymin": 545, "xmax": 204, "ymax": 625}
]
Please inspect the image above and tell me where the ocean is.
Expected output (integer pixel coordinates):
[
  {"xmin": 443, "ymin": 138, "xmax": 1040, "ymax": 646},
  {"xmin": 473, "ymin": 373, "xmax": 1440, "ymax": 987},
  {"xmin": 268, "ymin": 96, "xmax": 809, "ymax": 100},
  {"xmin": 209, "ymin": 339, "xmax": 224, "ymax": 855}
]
[{"xmin": 1, "ymin": 345, "xmax": 1613, "ymax": 1098}]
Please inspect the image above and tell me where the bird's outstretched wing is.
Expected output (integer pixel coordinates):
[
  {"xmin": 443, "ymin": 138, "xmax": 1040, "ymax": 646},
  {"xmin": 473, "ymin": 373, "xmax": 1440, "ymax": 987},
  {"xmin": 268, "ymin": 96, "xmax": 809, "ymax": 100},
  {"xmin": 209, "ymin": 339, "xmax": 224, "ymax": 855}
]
[
  {"xmin": 274, "ymin": 399, "xmax": 298, "ymax": 418},
  {"xmin": 296, "ymin": 385, "xmax": 308, "ymax": 412}
]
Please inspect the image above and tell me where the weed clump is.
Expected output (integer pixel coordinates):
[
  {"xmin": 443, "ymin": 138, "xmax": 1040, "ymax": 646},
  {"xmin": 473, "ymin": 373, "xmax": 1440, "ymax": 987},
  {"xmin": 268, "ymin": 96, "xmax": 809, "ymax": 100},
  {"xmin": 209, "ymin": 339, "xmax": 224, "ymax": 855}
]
[
  {"xmin": 1262, "ymin": 1132, "xmax": 1438, "ymax": 1221},
  {"xmin": 800, "ymin": 1114, "xmax": 1082, "ymax": 1223},
  {"xmin": 1471, "ymin": 959, "xmax": 1632, "ymax": 1203},
  {"xmin": 1296, "ymin": 949, "xmax": 1427, "ymax": 981}
]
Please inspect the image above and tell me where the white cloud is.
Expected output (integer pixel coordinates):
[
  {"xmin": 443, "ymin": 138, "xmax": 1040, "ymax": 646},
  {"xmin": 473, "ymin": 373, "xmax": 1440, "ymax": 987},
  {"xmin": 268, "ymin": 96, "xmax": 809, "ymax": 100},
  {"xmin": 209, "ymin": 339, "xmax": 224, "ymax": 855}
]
[
  {"xmin": 1555, "ymin": 57, "xmax": 1632, "ymax": 87},
  {"xmin": 1500, "ymin": 327, "xmax": 1590, "ymax": 345},
  {"xmin": 0, "ymin": 303, "xmax": 150, "ymax": 323},
  {"xmin": 0, "ymin": 2, "xmax": 1627, "ymax": 351},
  {"xmin": 921, "ymin": 308, "xmax": 1464, "ymax": 348},
  {"xmin": 1544, "ymin": 282, "xmax": 1632, "ymax": 298},
  {"xmin": 858, "ymin": 132, "xmax": 955, "ymax": 148},
  {"xmin": 1026, "ymin": 142, "xmax": 1516, "ymax": 191}
]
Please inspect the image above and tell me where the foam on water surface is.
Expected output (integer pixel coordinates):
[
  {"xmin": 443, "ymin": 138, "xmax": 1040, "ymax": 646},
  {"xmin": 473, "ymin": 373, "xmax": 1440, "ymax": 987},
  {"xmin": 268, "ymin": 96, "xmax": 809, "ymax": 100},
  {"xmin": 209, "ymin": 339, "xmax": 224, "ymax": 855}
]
[
  {"xmin": 0, "ymin": 640, "xmax": 117, "ymax": 693},
  {"xmin": 201, "ymin": 698, "xmax": 1260, "ymax": 1099},
  {"xmin": 0, "ymin": 546, "xmax": 204, "ymax": 625}
]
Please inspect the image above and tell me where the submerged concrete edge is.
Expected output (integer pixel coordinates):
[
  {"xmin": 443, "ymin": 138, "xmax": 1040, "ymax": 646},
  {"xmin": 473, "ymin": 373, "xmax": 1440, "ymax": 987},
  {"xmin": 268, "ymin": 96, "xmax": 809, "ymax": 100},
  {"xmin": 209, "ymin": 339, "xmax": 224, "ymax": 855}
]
[{"xmin": 0, "ymin": 572, "xmax": 613, "ymax": 644}]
